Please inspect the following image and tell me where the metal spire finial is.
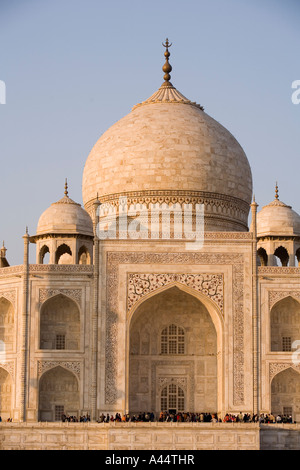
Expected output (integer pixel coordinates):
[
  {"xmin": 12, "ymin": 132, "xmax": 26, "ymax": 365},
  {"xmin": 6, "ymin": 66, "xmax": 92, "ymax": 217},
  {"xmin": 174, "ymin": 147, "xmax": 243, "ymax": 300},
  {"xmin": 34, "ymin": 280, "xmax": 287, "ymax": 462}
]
[
  {"xmin": 162, "ymin": 38, "xmax": 172, "ymax": 83},
  {"xmin": 65, "ymin": 178, "xmax": 69, "ymax": 197},
  {"xmin": 275, "ymin": 181, "xmax": 279, "ymax": 200}
]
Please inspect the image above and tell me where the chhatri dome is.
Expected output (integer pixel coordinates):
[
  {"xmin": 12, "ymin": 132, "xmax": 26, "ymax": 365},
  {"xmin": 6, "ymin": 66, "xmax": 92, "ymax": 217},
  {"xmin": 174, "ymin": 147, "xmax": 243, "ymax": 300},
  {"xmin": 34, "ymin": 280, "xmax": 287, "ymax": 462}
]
[
  {"xmin": 257, "ymin": 183, "xmax": 300, "ymax": 237},
  {"xmin": 36, "ymin": 180, "xmax": 93, "ymax": 237},
  {"xmin": 82, "ymin": 39, "xmax": 253, "ymax": 231}
]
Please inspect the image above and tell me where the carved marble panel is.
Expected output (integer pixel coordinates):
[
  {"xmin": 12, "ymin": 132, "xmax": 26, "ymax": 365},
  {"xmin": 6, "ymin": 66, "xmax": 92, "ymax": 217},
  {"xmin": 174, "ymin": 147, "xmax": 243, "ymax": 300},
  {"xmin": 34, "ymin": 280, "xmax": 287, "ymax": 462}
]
[
  {"xmin": 0, "ymin": 289, "xmax": 16, "ymax": 308},
  {"xmin": 127, "ymin": 273, "xmax": 224, "ymax": 314},
  {"xmin": 37, "ymin": 360, "xmax": 81, "ymax": 379},
  {"xmin": 269, "ymin": 291, "xmax": 300, "ymax": 310},
  {"xmin": 39, "ymin": 288, "xmax": 82, "ymax": 306}
]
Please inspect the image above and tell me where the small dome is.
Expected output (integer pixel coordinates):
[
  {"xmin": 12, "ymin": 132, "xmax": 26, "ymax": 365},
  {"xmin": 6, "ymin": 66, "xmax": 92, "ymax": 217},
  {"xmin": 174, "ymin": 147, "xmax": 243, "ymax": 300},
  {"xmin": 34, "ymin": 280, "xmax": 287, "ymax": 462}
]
[
  {"xmin": 257, "ymin": 197, "xmax": 300, "ymax": 237},
  {"xmin": 36, "ymin": 190, "xmax": 93, "ymax": 237}
]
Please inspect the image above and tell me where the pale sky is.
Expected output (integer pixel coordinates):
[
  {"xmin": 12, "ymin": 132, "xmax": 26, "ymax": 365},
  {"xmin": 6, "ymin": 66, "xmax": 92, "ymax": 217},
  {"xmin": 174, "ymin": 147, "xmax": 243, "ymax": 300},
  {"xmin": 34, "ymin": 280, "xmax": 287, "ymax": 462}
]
[{"xmin": 0, "ymin": 0, "xmax": 299, "ymax": 265}]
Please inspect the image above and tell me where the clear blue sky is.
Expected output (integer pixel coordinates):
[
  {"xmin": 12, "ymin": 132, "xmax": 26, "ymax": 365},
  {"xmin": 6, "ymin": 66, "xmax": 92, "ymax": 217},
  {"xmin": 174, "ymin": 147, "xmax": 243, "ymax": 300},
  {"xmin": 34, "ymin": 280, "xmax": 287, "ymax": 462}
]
[{"xmin": 0, "ymin": 0, "xmax": 299, "ymax": 265}]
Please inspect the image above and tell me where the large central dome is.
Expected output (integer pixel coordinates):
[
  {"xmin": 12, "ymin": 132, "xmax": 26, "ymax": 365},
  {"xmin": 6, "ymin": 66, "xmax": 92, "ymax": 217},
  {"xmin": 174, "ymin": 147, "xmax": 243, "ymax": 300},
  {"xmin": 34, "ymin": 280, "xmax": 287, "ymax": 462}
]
[{"xmin": 82, "ymin": 42, "xmax": 253, "ymax": 231}]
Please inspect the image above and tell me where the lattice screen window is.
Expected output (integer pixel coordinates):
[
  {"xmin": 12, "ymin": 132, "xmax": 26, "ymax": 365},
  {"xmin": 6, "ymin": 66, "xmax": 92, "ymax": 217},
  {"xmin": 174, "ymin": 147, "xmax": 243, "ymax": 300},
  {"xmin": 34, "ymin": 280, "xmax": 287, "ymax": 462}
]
[
  {"xmin": 55, "ymin": 405, "xmax": 64, "ymax": 421},
  {"xmin": 283, "ymin": 407, "xmax": 292, "ymax": 416},
  {"xmin": 282, "ymin": 336, "xmax": 292, "ymax": 352},
  {"xmin": 161, "ymin": 324, "xmax": 185, "ymax": 355},
  {"xmin": 56, "ymin": 334, "xmax": 66, "ymax": 350},
  {"xmin": 161, "ymin": 384, "xmax": 185, "ymax": 412}
]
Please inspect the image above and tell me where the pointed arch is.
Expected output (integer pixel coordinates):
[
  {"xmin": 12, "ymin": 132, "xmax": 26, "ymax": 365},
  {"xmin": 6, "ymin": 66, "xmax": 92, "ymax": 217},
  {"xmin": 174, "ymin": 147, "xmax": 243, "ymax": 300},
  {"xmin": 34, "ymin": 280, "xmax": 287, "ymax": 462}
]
[
  {"xmin": 38, "ymin": 365, "xmax": 80, "ymax": 422},
  {"xmin": 271, "ymin": 367, "xmax": 300, "ymax": 421},
  {"xmin": 40, "ymin": 294, "xmax": 80, "ymax": 350},
  {"xmin": 0, "ymin": 297, "xmax": 15, "ymax": 353},
  {"xmin": 39, "ymin": 245, "xmax": 50, "ymax": 264},
  {"xmin": 270, "ymin": 296, "xmax": 300, "ymax": 352},
  {"xmin": 78, "ymin": 245, "xmax": 91, "ymax": 265},
  {"xmin": 274, "ymin": 246, "xmax": 289, "ymax": 267},
  {"xmin": 128, "ymin": 281, "xmax": 224, "ymax": 333},
  {"xmin": 257, "ymin": 247, "xmax": 268, "ymax": 266},
  {"xmin": 55, "ymin": 244, "xmax": 73, "ymax": 264},
  {"xmin": 127, "ymin": 285, "xmax": 223, "ymax": 416}
]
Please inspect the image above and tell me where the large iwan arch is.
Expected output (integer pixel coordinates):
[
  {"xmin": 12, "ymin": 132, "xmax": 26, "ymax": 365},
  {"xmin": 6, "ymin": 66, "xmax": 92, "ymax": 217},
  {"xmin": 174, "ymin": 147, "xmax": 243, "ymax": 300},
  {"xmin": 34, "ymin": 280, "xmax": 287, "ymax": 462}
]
[{"xmin": 127, "ymin": 285, "xmax": 224, "ymax": 417}]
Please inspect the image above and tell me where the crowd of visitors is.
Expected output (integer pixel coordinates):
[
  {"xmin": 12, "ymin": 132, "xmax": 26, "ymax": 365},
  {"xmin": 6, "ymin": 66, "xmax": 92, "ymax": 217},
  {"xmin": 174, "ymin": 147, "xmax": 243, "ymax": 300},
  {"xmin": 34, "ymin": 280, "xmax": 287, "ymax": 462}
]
[
  {"xmin": 61, "ymin": 414, "xmax": 91, "ymax": 422},
  {"xmin": 94, "ymin": 411, "xmax": 295, "ymax": 424},
  {"xmin": 0, "ymin": 412, "xmax": 295, "ymax": 424}
]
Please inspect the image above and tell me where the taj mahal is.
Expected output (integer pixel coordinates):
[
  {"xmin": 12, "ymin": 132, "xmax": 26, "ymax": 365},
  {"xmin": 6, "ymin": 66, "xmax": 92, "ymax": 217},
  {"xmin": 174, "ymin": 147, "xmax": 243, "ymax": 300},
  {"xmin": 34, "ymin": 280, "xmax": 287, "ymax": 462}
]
[{"xmin": 0, "ymin": 40, "xmax": 300, "ymax": 450}]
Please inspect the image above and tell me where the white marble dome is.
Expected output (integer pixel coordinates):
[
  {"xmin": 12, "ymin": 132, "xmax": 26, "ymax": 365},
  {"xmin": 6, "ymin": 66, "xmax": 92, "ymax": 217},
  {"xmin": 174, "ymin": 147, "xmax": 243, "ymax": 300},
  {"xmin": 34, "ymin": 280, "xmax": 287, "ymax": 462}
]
[
  {"xmin": 257, "ymin": 197, "xmax": 300, "ymax": 237},
  {"xmin": 82, "ymin": 78, "xmax": 253, "ymax": 231},
  {"xmin": 36, "ymin": 191, "xmax": 93, "ymax": 237}
]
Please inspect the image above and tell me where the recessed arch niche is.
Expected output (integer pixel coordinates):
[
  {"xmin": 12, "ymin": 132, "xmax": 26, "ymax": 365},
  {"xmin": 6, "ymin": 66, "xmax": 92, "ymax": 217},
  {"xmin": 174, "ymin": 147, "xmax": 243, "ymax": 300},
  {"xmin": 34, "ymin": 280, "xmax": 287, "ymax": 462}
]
[
  {"xmin": 271, "ymin": 368, "xmax": 300, "ymax": 422},
  {"xmin": 40, "ymin": 294, "xmax": 80, "ymax": 350},
  {"xmin": 270, "ymin": 296, "xmax": 300, "ymax": 352},
  {"xmin": 0, "ymin": 367, "xmax": 13, "ymax": 420},
  {"xmin": 38, "ymin": 366, "xmax": 79, "ymax": 422},
  {"xmin": 127, "ymin": 285, "xmax": 223, "ymax": 417},
  {"xmin": 0, "ymin": 297, "xmax": 15, "ymax": 353}
]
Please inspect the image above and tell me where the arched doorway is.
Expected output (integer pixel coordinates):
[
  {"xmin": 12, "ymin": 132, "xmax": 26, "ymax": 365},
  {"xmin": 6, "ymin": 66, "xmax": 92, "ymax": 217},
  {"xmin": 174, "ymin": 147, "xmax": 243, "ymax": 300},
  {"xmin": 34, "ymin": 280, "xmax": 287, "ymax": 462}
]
[
  {"xmin": 128, "ymin": 286, "xmax": 221, "ymax": 417},
  {"xmin": 271, "ymin": 368, "xmax": 300, "ymax": 422},
  {"xmin": 0, "ymin": 367, "xmax": 13, "ymax": 420},
  {"xmin": 40, "ymin": 294, "xmax": 80, "ymax": 350},
  {"xmin": 38, "ymin": 366, "xmax": 80, "ymax": 421}
]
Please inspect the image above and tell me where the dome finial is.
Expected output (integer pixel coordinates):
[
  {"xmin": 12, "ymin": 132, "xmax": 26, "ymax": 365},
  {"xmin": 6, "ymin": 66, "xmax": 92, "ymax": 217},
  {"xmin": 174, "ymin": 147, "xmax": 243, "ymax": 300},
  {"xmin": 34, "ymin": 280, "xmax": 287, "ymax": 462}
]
[
  {"xmin": 65, "ymin": 178, "xmax": 69, "ymax": 197},
  {"xmin": 275, "ymin": 181, "xmax": 279, "ymax": 200},
  {"xmin": 162, "ymin": 38, "xmax": 172, "ymax": 83}
]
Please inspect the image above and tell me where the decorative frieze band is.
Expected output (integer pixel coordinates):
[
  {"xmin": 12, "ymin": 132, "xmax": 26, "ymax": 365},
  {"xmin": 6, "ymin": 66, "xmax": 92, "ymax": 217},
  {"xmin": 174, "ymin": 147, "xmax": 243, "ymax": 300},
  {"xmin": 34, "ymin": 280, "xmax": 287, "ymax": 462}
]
[
  {"xmin": 127, "ymin": 273, "xmax": 224, "ymax": 314},
  {"xmin": 259, "ymin": 266, "xmax": 300, "ymax": 275}
]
